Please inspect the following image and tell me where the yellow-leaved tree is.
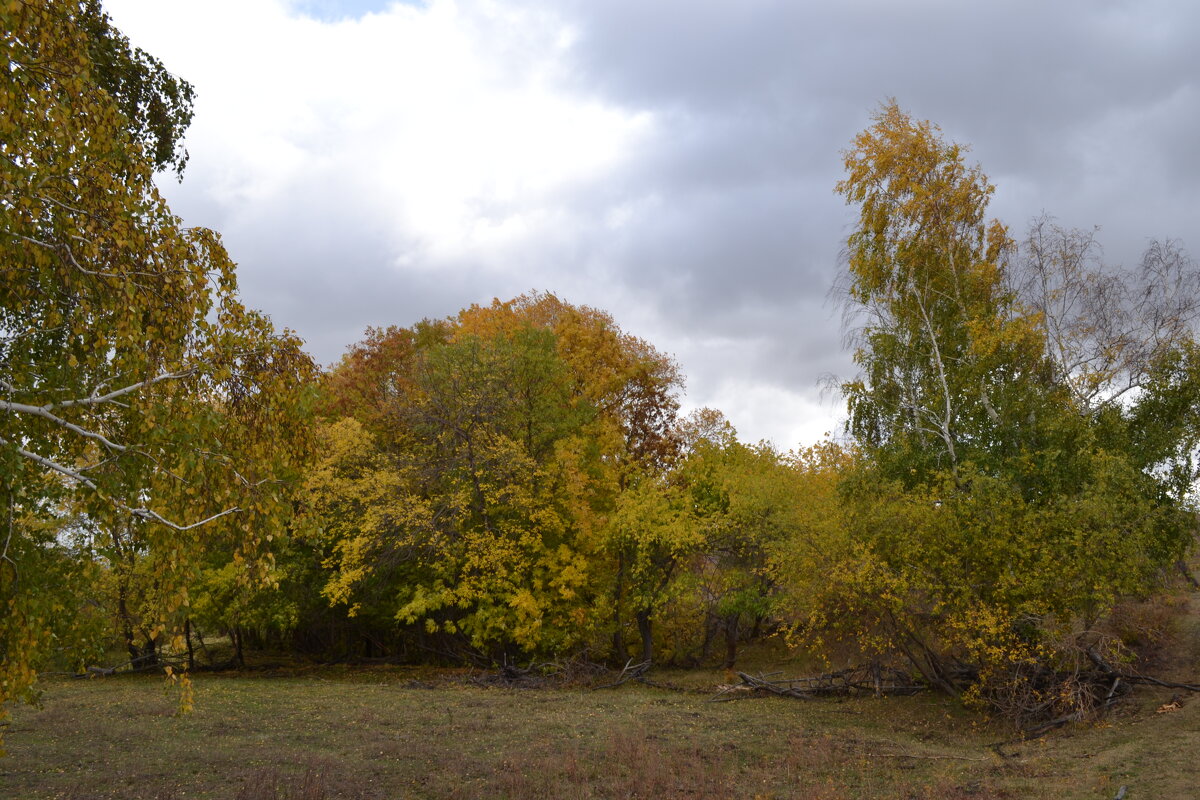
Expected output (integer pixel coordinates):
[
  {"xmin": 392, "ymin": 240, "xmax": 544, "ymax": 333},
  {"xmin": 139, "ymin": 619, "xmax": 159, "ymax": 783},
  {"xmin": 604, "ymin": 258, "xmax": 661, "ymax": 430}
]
[
  {"xmin": 308, "ymin": 294, "xmax": 682, "ymax": 662},
  {"xmin": 804, "ymin": 101, "xmax": 1199, "ymax": 724},
  {"xmin": 0, "ymin": 0, "xmax": 316, "ymax": 739}
]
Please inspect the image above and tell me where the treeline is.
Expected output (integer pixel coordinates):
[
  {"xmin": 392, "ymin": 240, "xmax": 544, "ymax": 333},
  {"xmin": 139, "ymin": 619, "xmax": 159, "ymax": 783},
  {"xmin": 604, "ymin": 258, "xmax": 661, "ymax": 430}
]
[
  {"xmin": 225, "ymin": 292, "xmax": 837, "ymax": 670},
  {"xmin": 16, "ymin": 285, "xmax": 849, "ymax": 679},
  {"xmin": 3, "ymin": 1, "xmax": 1200, "ymax": 741}
]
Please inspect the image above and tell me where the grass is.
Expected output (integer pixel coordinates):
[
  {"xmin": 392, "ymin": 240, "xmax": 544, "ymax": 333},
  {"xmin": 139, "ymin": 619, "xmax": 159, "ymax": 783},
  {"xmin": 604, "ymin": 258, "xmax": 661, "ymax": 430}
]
[{"xmin": 2, "ymin": 661, "xmax": 1198, "ymax": 800}]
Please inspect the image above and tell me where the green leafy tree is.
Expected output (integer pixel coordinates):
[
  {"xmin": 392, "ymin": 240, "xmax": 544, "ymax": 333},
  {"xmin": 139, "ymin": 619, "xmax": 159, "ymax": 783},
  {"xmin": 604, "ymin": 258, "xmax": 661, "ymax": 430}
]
[
  {"xmin": 391, "ymin": 325, "xmax": 598, "ymax": 654},
  {"xmin": 1, "ymin": 0, "xmax": 316, "ymax": 736},
  {"xmin": 77, "ymin": 0, "xmax": 195, "ymax": 176},
  {"xmin": 810, "ymin": 102, "xmax": 1199, "ymax": 719},
  {"xmin": 666, "ymin": 410, "xmax": 804, "ymax": 667},
  {"xmin": 837, "ymin": 101, "xmax": 1051, "ymax": 485},
  {"xmin": 606, "ymin": 470, "xmax": 699, "ymax": 664}
]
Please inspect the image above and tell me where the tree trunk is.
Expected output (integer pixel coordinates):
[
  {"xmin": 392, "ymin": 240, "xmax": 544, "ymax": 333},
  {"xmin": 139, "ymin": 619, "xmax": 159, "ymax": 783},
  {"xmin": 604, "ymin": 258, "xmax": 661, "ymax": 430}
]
[
  {"xmin": 184, "ymin": 618, "xmax": 195, "ymax": 671},
  {"xmin": 139, "ymin": 636, "xmax": 158, "ymax": 668},
  {"xmin": 118, "ymin": 587, "xmax": 138, "ymax": 664},
  {"xmin": 636, "ymin": 609, "xmax": 653, "ymax": 665},
  {"xmin": 722, "ymin": 613, "xmax": 740, "ymax": 670},
  {"xmin": 611, "ymin": 553, "xmax": 627, "ymax": 662},
  {"xmin": 233, "ymin": 625, "xmax": 245, "ymax": 668},
  {"xmin": 1177, "ymin": 559, "xmax": 1200, "ymax": 590},
  {"xmin": 699, "ymin": 611, "xmax": 718, "ymax": 662},
  {"xmin": 193, "ymin": 623, "xmax": 210, "ymax": 660}
]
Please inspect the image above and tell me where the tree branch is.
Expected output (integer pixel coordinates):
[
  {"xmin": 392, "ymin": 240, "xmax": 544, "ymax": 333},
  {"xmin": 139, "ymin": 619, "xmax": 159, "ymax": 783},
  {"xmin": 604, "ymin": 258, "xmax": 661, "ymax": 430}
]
[
  {"xmin": 0, "ymin": 400, "xmax": 128, "ymax": 452},
  {"xmin": 0, "ymin": 436, "xmax": 243, "ymax": 532}
]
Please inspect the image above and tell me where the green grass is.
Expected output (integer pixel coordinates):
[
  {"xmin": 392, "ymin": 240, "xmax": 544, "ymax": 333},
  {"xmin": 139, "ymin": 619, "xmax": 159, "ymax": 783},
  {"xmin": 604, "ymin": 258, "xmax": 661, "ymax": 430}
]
[{"xmin": 2, "ymin": 664, "xmax": 1198, "ymax": 799}]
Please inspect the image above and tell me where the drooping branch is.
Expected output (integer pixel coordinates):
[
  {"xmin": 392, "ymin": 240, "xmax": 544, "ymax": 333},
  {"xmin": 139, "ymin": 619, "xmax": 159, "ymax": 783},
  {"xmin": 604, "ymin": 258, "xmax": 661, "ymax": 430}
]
[
  {"xmin": 0, "ymin": 435, "xmax": 242, "ymax": 532},
  {"xmin": 126, "ymin": 505, "xmax": 242, "ymax": 532},
  {"xmin": 0, "ymin": 399, "xmax": 129, "ymax": 452}
]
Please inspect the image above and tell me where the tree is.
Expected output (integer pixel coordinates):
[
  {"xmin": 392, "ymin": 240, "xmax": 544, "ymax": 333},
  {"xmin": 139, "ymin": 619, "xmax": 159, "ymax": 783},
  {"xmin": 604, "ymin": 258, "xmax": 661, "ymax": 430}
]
[
  {"xmin": 1014, "ymin": 217, "xmax": 1200, "ymax": 419},
  {"xmin": 1013, "ymin": 217, "xmax": 1200, "ymax": 504},
  {"xmin": 817, "ymin": 102, "xmax": 1198, "ymax": 720},
  {"xmin": 308, "ymin": 294, "xmax": 683, "ymax": 663},
  {"xmin": 391, "ymin": 324, "xmax": 598, "ymax": 654},
  {"xmin": 1, "ymin": 1, "xmax": 316, "ymax": 737},
  {"xmin": 606, "ymin": 470, "xmax": 698, "ymax": 664},
  {"xmin": 670, "ymin": 410, "xmax": 804, "ymax": 668},
  {"xmin": 77, "ymin": 0, "xmax": 195, "ymax": 176},
  {"xmin": 836, "ymin": 101, "xmax": 1049, "ymax": 484}
]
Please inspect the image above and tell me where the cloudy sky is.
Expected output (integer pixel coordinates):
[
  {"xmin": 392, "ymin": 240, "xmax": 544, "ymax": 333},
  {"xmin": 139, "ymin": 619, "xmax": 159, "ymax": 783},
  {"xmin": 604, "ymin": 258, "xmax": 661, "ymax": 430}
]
[{"xmin": 103, "ymin": 0, "xmax": 1199, "ymax": 449}]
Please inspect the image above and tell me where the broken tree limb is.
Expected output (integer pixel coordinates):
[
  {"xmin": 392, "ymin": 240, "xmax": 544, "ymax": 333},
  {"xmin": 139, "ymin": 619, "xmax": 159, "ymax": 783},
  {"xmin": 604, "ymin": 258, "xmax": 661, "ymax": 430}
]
[{"xmin": 595, "ymin": 659, "xmax": 651, "ymax": 690}]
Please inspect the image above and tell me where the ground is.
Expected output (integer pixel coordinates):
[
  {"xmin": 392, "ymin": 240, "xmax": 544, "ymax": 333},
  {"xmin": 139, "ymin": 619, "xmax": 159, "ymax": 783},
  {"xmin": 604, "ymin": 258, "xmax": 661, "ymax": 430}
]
[
  {"xmin": 4, "ymin": 583, "xmax": 1200, "ymax": 799},
  {"xmin": 1, "ymin": 657, "xmax": 1198, "ymax": 799}
]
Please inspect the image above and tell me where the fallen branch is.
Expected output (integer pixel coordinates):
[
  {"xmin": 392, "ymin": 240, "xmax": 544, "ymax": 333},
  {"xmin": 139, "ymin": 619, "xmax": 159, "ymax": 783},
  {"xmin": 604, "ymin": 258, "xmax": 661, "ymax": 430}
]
[
  {"xmin": 1118, "ymin": 673, "xmax": 1200, "ymax": 692},
  {"xmin": 712, "ymin": 665, "xmax": 927, "ymax": 702},
  {"xmin": 594, "ymin": 659, "xmax": 651, "ymax": 690}
]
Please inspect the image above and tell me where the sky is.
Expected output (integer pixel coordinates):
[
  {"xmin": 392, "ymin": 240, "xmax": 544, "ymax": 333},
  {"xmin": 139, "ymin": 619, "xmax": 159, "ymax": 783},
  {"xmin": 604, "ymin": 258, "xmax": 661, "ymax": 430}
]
[{"xmin": 103, "ymin": 0, "xmax": 1200, "ymax": 450}]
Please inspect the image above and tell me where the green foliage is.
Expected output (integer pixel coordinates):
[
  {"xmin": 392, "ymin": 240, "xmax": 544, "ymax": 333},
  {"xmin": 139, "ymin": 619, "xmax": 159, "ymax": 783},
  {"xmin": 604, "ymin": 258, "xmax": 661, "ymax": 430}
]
[
  {"xmin": 0, "ymin": 504, "xmax": 108, "ymax": 712},
  {"xmin": 78, "ymin": 0, "xmax": 195, "ymax": 176},
  {"xmin": 309, "ymin": 294, "xmax": 683, "ymax": 660},
  {"xmin": 608, "ymin": 471, "xmax": 698, "ymax": 618},
  {"xmin": 796, "ymin": 101, "xmax": 1200, "ymax": 717},
  {"xmin": 0, "ymin": 0, "xmax": 316, "ymax": 737},
  {"xmin": 837, "ymin": 101, "xmax": 1051, "ymax": 485},
  {"xmin": 393, "ymin": 324, "xmax": 598, "ymax": 651},
  {"xmin": 668, "ymin": 413, "xmax": 813, "ymax": 665},
  {"xmin": 6, "ymin": 11, "xmax": 1193, "ymax": 738}
]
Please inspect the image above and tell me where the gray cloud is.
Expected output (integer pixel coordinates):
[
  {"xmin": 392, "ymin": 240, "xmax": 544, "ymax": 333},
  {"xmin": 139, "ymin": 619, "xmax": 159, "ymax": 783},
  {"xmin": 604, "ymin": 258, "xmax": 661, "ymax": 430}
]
[{"xmin": 115, "ymin": 0, "xmax": 1198, "ymax": 445}]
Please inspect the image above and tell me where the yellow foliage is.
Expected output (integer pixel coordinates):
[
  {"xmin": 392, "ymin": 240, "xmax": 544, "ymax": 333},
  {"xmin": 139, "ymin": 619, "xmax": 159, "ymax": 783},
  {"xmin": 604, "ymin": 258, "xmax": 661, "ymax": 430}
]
[{"xmin": 310, "ymin": 294, "xmax": 681, "ymax": 657}]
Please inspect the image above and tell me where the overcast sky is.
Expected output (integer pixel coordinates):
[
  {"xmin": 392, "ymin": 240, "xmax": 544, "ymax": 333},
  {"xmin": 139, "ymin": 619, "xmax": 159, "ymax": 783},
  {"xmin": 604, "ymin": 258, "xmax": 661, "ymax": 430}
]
[{"xmin": 104, "ymin": 0, "xmax": 1199, "ymax": 449}]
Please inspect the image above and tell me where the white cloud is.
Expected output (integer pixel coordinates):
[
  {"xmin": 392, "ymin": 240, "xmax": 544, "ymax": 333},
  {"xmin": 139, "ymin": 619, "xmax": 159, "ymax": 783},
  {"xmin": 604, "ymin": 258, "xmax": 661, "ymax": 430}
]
[
  {"xmin": 108, "ymin": 0, "xmax": 654, "ymax": 261},
  {"xmin": 690, "ymin": 379, "xmax": 842, "ymax": 452}
]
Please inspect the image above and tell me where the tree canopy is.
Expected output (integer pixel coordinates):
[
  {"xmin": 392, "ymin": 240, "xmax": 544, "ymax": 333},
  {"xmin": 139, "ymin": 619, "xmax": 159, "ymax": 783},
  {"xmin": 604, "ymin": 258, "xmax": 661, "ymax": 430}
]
[
  {"xmin": 309, "ymin": 293, "xmax": 684, "ymax": 660},
  {"xmin": 1, "ymin": 0, "xmax": 316, "ymax": 739},
  {"xmin": 812, "ymin": 101, "xmax": 1200, "ymax": 719}
]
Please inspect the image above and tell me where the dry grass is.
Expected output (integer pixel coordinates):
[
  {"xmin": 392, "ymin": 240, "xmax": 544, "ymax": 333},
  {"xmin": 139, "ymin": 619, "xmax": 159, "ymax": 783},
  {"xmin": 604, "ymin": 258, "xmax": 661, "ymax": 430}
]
[{"xmin": 1, "ymin": 659, "xmax": 1198, "ymax": 799}]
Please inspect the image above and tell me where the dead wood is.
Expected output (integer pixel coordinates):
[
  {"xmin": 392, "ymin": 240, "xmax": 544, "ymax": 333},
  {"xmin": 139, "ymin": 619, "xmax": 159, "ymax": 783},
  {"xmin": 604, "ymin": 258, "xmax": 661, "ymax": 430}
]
[
  {"xmin": 594, "ymin": 659, "xmax": 651, "ymax": 690},
  {"xmin": 471, "ymin": 656, "xmax": 610, "ymax": 688},
  {"xmin": 710, "ymin": 664, "xmax": 926, "ymax": 702},
  {"xmin": 470, "ymin": 661, "xmax": 549, "ymax": 688},
  {"xmin": 863, "ymin": 751, "xmax": 989, "ymax": 762},
  {"xmin": 1116, "ymin": 673, "xmax": 1200, "ymax": 692}
]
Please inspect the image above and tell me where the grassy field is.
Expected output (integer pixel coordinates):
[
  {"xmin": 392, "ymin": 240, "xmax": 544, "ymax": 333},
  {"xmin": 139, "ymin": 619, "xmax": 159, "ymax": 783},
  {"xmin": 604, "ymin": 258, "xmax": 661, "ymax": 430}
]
[{"xmin": 1, "ymin": 661, "xmax": 1198, "ymax": 800}]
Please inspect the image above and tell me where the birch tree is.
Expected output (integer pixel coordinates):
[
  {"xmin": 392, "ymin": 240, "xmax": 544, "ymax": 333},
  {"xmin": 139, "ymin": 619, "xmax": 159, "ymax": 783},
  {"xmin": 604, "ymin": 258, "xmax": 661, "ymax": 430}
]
[
  {"xmin": 1, "ymin": 0, "xmax": 316, "ymax": 737},
  {"xmin": 822, "ymin": 102, "xmax": 1199, "ymax": 720},
  {"xmin": 836, "ymin": 101, "xmax": 1048, "ymax": 484}
]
